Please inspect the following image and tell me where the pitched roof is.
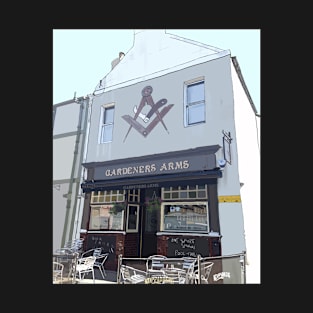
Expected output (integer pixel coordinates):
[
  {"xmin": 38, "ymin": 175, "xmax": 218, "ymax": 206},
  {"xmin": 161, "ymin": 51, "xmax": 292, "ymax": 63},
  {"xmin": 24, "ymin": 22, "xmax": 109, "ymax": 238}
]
[{"xmin": 94, "ymin": 29, "xmax": 230, "ymax": 95}]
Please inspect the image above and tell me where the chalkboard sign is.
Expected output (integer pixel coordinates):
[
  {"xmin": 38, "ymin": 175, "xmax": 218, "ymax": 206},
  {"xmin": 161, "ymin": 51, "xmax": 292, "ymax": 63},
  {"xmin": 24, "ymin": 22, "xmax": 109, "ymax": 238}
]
[
  {"xmin": 167, "ymin": 236, "xmax": 209, "ymax": 258},
  {"xmin": 86, "ymin": 235, "xmax": 116, "ymax": 262}
]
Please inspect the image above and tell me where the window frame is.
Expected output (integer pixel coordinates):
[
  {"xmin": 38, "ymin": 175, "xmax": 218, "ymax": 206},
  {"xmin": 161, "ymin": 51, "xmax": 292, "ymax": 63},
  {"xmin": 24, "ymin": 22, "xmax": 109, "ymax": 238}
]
[
  {"xmin": 89, "ymin": 190, "xmax": 126, "ymax": 231},
  {"xmin": 162, "ymin": 185, "xmax": 208, "ymax": 200},
  {"xmin": 161, "ymin": 185, "xmax": 209, "ymax": 233},
  {"xmin": 184, "ymin": 78, "xmax": 206, "ymax": 127},
  {"xmin": 99, "ymin": 103, "xmax": 115, "ymax": 144},
  {"xmin": 160, "ymin": 201, "xmax": 209, "ymax": 233},
  {"xmin": 126, "ymin": 204, "xmax": 140, "ymax": 233},
  {"xmin": 89, "ymin": 204, "xmax": 125, "ymax": 231},
  {"xmin": 127, "ymin": 189, "xmax": 140, "ymax": 203},
  {"xmin": 90, "ymin": 190, "xmax": 125, "ymax": 203}
]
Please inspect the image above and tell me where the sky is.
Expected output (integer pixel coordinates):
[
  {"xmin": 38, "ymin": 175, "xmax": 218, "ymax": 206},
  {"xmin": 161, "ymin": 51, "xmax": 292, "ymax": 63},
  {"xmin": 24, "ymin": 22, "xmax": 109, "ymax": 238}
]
[{"xmin": 53, "ymin": 29, "xmax": 260, "ymax": 114}]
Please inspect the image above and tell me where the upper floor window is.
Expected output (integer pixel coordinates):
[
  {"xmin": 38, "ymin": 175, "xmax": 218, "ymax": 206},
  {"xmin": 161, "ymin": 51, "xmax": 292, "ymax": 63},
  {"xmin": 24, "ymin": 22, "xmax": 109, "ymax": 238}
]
[
  {"xmin": 99, "ymin": 104, "xmax": 115, "ymax": 143},
  {"xmin": 184, "ymin": 79, "xmax": 205, "ymax": 126}
]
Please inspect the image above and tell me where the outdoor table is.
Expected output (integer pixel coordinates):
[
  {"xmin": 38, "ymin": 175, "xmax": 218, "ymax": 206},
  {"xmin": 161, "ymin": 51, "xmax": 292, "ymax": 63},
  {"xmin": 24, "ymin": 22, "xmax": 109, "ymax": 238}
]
[{"xmin": 53, "ymin": 253, "xmax": 78, "ymax": 284}]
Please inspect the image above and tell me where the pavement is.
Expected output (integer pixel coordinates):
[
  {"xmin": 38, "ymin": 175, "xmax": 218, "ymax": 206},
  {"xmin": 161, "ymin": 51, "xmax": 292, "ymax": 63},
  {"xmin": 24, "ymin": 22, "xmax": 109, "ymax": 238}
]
[
  {"xmin": 76, "ymin": 270, "xmax": 118, "ymax": 284},
  {"xmin": 55, "ymin": 269, "xmax": 118, "ymax": 284}
]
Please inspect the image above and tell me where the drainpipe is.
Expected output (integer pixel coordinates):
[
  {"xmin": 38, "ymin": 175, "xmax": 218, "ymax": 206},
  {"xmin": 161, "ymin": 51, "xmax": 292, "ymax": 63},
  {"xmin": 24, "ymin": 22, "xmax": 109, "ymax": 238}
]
[
  {"xmin": 61, "ymin": 96, "xmax": 88, "ymax": 246},
  {"xmin": 240, "ymin": 253, "xmax": 246, "ymax": 284},
  {"xmin": 72, "ymin": 94, "xmax": 93, "ymax": 239}
]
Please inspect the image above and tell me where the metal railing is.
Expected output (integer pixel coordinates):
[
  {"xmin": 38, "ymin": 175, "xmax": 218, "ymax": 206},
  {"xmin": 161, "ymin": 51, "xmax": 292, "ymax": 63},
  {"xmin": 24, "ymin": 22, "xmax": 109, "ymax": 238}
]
[
  {"xmin": 52, "ymin": 251, "xmax": 79, "ymax": 284},
  {"xmin": 117, "ymin": 252, "xmax": 246, "ymax": 284}
]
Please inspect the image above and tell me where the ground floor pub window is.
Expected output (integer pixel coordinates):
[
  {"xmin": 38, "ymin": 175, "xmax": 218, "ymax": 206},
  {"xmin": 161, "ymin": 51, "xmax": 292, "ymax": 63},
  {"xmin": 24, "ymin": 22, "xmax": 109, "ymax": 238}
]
[
  {"xmin": 89, "ymin": 204, "xmax": 125, "ymax": 230},
  {"xmin": 161, "ymin": 202, "xmax": 209, "ymax": 232},
  {"xmin": 161, "ymin": 185, "xmax": 209, "ymax": 233}
]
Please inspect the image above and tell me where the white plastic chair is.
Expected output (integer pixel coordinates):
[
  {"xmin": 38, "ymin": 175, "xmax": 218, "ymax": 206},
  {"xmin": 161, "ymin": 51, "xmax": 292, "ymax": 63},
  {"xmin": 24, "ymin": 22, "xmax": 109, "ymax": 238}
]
[
  {"xmin": 176, "ymin": 257, "xmax": 197, "ymax": 284},
  {"xmin": 94, "ymin": 253, "xmax": 109, "ymax": 279},
  {"xmin": 194, "ymin": 261, "xmax": 214, "ymax": 284},
  {"xmin": 53, "ymin": 261, "xmax": 64, "ymax": 284},
  {"xmin": 81, "ymin": 248, "xmax": 108, "ymax": 279},
  {"xmin": 81, "ymin": 247, "xmax": 102, "ymax": 258},
  {"xmin": 120, "ymin": 265, "xmax": 147, "ymax": 284},
  {"xmin": 75, "ymin": 256, "xmax": 96, "ymax": 283},
  {"xmin": 164, "ymin": 267, "xmax": 185, "ymax": 284},
  {"xmin": 63, "ymin": 238, "xmax": 84, "ymax": 254},
  {"xmin": 146, "ymin": 255, "xmax": 167, "ymax": 271}
]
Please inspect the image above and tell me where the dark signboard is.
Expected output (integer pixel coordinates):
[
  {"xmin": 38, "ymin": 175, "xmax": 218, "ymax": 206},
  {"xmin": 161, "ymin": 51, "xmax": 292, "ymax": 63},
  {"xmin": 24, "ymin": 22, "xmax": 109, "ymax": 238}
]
[
  {"xmin": 88, "ymin": 145, "xmax": 220, "ymax": 181},
  {"xmin": 86, "ymin": 235, "xmax": 116, "ymax": 262},
  {"xmin": 81, "ymin": 145, "xmax": 222, "ymax": 193},
  {"xmin": 167, "ymin": 236, "xmax": 210, "ymax": 258},
  {"xmin": 94, "ymin": 154, "xmax": 216, "ymax": 180}
]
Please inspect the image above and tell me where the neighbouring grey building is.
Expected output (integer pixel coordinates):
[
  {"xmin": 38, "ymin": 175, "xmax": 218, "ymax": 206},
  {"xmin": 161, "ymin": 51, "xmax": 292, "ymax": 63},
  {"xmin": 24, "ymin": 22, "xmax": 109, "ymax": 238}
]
[{"xmin": 53, "ymin": 96, "xmax": 90, "ymax": 252}]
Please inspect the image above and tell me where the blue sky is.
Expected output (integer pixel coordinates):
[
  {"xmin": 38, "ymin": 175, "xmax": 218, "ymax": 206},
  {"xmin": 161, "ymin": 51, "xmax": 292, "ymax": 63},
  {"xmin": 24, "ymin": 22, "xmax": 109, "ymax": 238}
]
[{"xmin": 53, "ymin": 29, "xmax": 260, "ymax": 113}]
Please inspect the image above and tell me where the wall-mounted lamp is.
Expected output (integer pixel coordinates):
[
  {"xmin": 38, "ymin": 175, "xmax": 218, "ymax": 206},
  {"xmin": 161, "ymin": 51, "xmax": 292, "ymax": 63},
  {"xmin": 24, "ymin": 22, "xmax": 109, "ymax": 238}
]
[{"xmin": 218, "ymin": 159, "xmax": 227, "ymax": 169}]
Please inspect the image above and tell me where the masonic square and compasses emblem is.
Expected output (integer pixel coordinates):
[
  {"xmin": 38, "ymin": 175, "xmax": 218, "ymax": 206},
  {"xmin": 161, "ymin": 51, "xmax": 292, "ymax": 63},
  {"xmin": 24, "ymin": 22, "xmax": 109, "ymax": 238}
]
[{"xmin": 122, "ymin": 86, "xmax": 174, "ymax": 142}]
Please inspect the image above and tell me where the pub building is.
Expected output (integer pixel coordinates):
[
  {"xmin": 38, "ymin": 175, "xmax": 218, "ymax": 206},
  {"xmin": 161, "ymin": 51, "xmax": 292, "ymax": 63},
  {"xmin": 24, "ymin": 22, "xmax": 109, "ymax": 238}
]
[
  {"xmin": 80, "ymin": 145, "xmax": 224, "ymax": 269},
  {"xmin": 76, "ymin": 30, "xmax": 258, "ymax": 275}
]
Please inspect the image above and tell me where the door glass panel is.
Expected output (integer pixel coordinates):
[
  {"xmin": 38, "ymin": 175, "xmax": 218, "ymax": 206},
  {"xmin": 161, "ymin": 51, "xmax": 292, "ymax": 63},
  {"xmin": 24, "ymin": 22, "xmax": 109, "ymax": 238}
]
[
  {"xmin": 145, "ymin": 197, "xmax": 160, "ymax": 232},
  {"xmin": 126, "ymin": 204, "xmax": 139, "ymax": 232}
]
